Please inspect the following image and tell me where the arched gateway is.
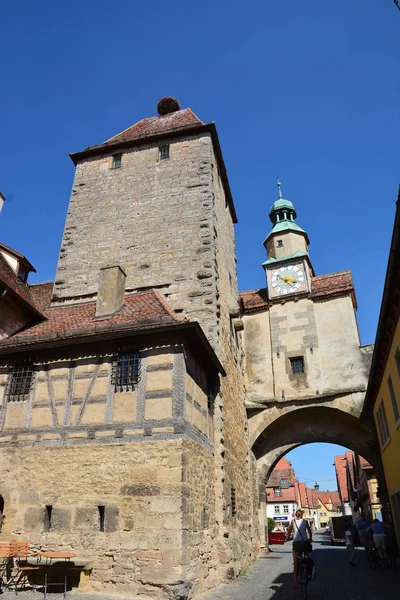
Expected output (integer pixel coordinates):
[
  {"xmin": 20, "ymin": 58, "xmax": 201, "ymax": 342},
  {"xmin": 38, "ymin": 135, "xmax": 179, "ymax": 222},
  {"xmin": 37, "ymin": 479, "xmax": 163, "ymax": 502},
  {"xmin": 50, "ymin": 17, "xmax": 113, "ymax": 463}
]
[
  {"xmin": 0, "ymin": 103, "xmax": 378, "ymax": 599},
  {"xmin": 240, "ymin": 182, "xmax": 376, "ymax": 545}
]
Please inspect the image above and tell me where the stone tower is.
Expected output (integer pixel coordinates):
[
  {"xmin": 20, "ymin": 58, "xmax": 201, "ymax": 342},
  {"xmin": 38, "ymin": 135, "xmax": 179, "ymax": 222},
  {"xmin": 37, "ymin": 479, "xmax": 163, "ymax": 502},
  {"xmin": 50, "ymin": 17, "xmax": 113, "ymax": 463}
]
[
  {"xmin": 0, "ymin": 98, "xmax": 258, "ymax": 598},
  {"xmin": 53, "ymin": 97, "xmax": 239, "ymax": 352}
]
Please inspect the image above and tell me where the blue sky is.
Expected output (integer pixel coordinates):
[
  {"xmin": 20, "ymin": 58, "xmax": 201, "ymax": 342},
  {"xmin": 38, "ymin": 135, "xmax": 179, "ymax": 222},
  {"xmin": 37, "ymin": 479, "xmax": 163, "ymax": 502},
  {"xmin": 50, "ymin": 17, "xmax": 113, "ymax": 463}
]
[{"xmin": 1, "ymin": 2, "xmax": 398, "ymax": 485}]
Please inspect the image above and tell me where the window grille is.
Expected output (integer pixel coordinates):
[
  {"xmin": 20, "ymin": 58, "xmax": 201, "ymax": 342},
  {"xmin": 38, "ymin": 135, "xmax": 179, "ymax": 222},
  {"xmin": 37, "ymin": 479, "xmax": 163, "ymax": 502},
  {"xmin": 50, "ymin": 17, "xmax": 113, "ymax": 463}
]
[
  {"xmin": 159, "ymin": 144, "xmax": 170, "ymax": 160},
  {"xmin": 5, "ymin": 365, "xmax": 34, "ymax": 401},
  {"xmin": 280, "ymin": 479, "xmax": 289, "ymax": 489},
  {"xmin": 231, "ymin": 486, "xmax": 237, "ymax": 517},
  {"xmin": 112, "ymin": 352, "xmax": 140, "ymax": 391},
  {"xmin": 275, "ymin": 488, "xmax": 281, "ymax": 497},
  {"xmin": 274, "ymin": 505, "xmax": 280, "ymax": 514},
  {"xmin": 112, "ymin": 153, "xmax": 122, "ymax": 169},
  {"xmin": 284, "ymin": 505, "xmax": 289, "ymax": 514},
  {"xmin": 290, "ymin": 357, "xmax": 305, "ymax": 374}
]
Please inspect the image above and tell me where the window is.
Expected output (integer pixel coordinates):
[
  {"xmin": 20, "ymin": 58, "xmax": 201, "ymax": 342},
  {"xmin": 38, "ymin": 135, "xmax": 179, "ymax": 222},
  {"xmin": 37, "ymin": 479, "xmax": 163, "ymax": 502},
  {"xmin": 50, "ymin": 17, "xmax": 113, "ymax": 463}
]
[
  {"xmin": 280, "ymin": 479, "xmax": 289, "ymax": 489},
  {"xmin": 159, "ymin": 144, "xmax": 170, "ymax": 160},
  {"xmin": 274, "ymin": 505, "xmax": 280, "ymax": 514},
  {"xmin": 5, "ymin": 365, "xmax": 34, "ymax": 401},
  {"xmin": 283, "ymin": 505, "xmax": 289, "ymax": 514},
  {"xmin": 392, "ymin": 492, "xmax": 400, "ymax": 545},
  {"xmin": 98, "ymin": 506, "xmax": 105, "ymax": 532},
  {"xmin": 275, "ymin": 488, "xmax": 281, "ymax": 497},
  {"xmin": 230, "ymin": 486, "xmax": 236, "ymax": 517},
  {"xmin": 44, "ymin": 505, "xmax": 52, "ymax": 532},
  {"xmin": 17, "ymin": 265, "xmax": 27, "ymax": 282},
  {"xmin": 376, "ymin": 400, "xmax": 390, "ymax": 447},
  {"xmin": 289, "ymin": 357, "xmax": 305, "ymax": 374},
  {"xmin": 277, "ymin": 240, "xmax": 284, "ymax": 247},
  {"xmin": 112, "ymin": 153, "xmax": 122, "ymax": 169},
  {"xmin": 388, "ymin": 375, "xmax": 399, "ymax": 422},
  {"xmin": 395, "ymin": 347, "xmax": 400, "ymax": 380},
  {"xmin": 112, "ymin": 352, "xmax": 140, "ymax": 391}
]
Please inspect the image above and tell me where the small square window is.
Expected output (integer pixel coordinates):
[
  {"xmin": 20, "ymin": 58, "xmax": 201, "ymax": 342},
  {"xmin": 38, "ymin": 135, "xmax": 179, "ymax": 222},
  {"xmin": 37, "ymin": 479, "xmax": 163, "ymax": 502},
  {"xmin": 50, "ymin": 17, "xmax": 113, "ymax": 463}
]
[
  {"xmin": 283, "ymin": 505, "xmax": 289, "ymax": 514},
  {"xmin": 112, "ymin": 153, "xmax": 122, "ymax": 169},
  {"xmin": 290, "ymin": 357, "xmax": 305, "ymax": 374},
  {"xmin": 5, "ymin": 365, "xmax": 34, "ymax": 402},
  {"xmin": 159, "ymin": 145, "xmax": 170, "ymax": 160},
  {"xmin": 274, "ymin": 505, "xmax": 280, "ymax": 514},
  {"xmin": 112, "ymin": 352, "xmax": 140, "ymax": 391},
  {"xmin": 277, "ymin": 240, "xmax": 284, "ymax": 247}
]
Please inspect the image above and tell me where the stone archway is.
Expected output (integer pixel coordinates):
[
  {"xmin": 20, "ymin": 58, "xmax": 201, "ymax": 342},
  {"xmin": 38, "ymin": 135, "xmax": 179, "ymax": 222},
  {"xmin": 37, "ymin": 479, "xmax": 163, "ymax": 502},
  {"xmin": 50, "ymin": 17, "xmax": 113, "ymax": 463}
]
[{"xmin": 250, "ymin": 405, "xmax": 381, "ymax": 547}]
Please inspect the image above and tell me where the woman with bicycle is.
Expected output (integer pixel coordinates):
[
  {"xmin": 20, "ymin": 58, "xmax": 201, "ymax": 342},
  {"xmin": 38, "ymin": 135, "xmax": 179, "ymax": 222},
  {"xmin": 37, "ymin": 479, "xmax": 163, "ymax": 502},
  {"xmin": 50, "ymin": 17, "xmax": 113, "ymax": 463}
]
[{"xmin": 287, "ymin": 509, "xmax": 313, "ymax": 589}]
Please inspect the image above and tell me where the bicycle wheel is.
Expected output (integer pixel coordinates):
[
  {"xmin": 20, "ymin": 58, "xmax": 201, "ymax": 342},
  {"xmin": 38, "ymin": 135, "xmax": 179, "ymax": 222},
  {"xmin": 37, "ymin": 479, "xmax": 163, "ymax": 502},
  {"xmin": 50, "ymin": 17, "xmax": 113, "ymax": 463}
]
[
  {"xmin": 300, "ymin": 566, "xmax": 308, "ymax": 599},
  {"xmin": 366, "ymin": 547, "xmax": 377, "ymax": 570}
]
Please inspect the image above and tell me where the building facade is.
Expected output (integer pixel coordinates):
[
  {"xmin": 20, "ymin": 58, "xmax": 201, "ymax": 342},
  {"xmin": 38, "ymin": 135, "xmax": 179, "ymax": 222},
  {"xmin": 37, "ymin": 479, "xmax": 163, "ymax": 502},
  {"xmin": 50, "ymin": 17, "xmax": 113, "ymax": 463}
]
[
  {"xmin": 266, "ymin": 458, "xmax": 298, "ymax": 529},
  {"xmin": 0, "ymin": 98, "xmax": 258, "ymax": 599},
  {"xmin": 364, "ymin": 189, "xmax": 400, "ymax": 544}
]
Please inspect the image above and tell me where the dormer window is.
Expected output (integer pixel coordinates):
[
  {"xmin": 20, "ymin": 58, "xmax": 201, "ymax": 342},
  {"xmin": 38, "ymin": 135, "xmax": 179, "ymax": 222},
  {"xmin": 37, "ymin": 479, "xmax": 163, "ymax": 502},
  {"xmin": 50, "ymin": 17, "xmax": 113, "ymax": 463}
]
[{"xmin": 17, "ymin": 265, "xmax": 27, "ymax": 282}]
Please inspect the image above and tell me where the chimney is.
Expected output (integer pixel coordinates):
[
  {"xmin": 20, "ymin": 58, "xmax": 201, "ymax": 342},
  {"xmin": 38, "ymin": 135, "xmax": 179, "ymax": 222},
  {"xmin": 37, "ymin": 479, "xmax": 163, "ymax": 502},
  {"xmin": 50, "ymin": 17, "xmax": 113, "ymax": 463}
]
[{"xmin": 95, "ymin": 265, "xmax": 126, "ymax": 318}]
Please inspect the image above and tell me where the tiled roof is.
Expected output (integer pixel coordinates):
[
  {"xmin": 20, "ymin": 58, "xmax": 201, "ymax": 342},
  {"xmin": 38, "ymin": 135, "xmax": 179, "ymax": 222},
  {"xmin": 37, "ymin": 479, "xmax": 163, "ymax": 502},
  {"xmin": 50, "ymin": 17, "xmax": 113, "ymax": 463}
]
[
  {"xmin": 334, "ymin": 454, "xmax": 349, "ymax": 503},
  {"xmin": 310, "ymin": 270, "xmax": 354, "ymax": 302},
  {"xmin": 241, "ymin": 270, "xmax": 355, "ymax": 313},
  {"xmin": 0, "ymin": 254, "xmax": 43, "ymax": 316},
  {"xmin": 29, "ymin": 282, "xmax": 54, "ymax": 312},
  {"xmin": 266, "ymin": 486, "xmax": 297, "ymax": 502},
  {"xmin": 0, "ymin": 290, "xmax": 183, "ymax": 350},
  {"xmin": 105, "ymin": 108, "xmax": 203, "ymax": 146},
  {"xmin": 240, "ymin": 288, "xmax": 269, "ymax": 313},
  {"xmin": 298, "ymin": 482, "xmax": 307, "ymax": 507}
]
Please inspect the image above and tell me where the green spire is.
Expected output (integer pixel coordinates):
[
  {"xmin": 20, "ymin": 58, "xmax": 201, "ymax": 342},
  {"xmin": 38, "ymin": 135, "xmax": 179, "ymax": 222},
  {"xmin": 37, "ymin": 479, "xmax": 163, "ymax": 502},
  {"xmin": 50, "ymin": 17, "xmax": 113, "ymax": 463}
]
[{"xmin": 264, "ymin": 180, "xmax": 309, "ymax": 245}]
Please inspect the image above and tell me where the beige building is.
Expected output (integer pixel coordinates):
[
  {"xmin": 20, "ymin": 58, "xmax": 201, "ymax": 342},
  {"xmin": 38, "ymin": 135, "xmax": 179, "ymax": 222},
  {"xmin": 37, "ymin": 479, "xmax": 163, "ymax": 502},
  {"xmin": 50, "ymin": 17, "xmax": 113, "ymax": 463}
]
[{"xmin": 0, "ymin": 98, "xmax": 258, "ymax": 599}]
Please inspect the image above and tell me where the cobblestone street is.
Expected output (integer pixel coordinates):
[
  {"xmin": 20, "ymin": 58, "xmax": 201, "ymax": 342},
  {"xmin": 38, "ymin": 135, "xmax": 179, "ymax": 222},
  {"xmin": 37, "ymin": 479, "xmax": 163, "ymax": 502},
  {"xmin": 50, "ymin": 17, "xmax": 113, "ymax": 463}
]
[{"xmin": 196, "ymin": 531, "xmax": 399, "ymax": 600}]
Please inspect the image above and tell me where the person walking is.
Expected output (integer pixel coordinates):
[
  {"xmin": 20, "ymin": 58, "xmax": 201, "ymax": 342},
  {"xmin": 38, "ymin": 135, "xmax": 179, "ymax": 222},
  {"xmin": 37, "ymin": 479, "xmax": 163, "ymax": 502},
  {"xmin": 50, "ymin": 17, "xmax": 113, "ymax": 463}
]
[
  {"xmin": 287, "ymin": 509, "xmax": 313, "ymax": 589},
  {"xmin": 356, "ymin": 512, "xmax": 370, "ymax": 547},
  {"xmin": 344, "ymin": 522, "xmax": 355, "ymax": 565},
  {"xmin": 366, "ymin": 518, "xmax": 388, "ymax": 566}
]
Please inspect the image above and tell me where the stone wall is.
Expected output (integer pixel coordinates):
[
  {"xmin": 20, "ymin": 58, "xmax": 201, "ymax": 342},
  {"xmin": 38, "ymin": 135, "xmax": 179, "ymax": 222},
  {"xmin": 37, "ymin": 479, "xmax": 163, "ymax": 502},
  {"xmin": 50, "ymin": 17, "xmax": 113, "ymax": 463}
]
[
  {"xmin": 210, "ymin": 153, "xmax": 258, "ymax": 579},
  {"xmin": 52, "ymin": 134, "xmax": 222, "ymax": 349},
  {"xmin": 243, "ymin": 294, "xmax": 371, "ymax": 405},
  {"xmin": 0, "ymin": 440, "xmax": 185, "ymax": 597}
]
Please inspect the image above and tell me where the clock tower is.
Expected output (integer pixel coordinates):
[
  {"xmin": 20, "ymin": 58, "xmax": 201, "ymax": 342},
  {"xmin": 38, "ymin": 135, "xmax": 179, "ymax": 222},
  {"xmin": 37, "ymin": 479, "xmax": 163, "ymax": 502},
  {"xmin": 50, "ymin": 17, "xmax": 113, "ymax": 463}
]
[{"xmin": 263, "ymin": 181, "xmax": 314, "ymax": 300}]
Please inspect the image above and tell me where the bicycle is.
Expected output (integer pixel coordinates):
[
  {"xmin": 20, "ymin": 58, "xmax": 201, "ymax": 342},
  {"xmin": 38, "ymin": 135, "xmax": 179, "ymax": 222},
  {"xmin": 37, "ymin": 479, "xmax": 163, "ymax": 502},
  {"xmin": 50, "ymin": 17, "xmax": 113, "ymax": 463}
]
[
  {"xmin": 365, "ymin": 537, "xmax": 397, "ymax": 571},
  {"xmin": 297, "ymin": 550, "xmax": 314, "ymax": 599}
]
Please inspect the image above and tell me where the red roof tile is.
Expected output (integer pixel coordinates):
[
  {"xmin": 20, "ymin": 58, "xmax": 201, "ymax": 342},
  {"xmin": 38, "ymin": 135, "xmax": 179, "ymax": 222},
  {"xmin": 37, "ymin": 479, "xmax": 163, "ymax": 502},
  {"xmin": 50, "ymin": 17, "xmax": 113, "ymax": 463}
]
[
  {"xmin": 334, "ymin": 454, "xmax": 349, "ymax": 503},
  {"xmin": 311, "ymin": 270, "xmax": 354, "ymax": 301},
  {"xmin": 104, "ymin": 108, "xmax": 203, "ymax": 147},
  {"xmin": 298, "ymin": 482, "xmax": 307, "ymax": 507},
  {"xmin": 29, "ymin": 282, "xmax": 54, "ymax": 312},
  {"xmin": 266, "ymin": 486, "xmax": 297, "ymax": 502},
  {"xmin": 241, "ymin": 270, "xmax": 355, "ymax": 313},
  {"xmin": 0, "ymin": 254, "xmax": 43, "ymax": 316},
  {"xmin": 0, "ymin": 290, "xmax": 183, "ymax": 350}
]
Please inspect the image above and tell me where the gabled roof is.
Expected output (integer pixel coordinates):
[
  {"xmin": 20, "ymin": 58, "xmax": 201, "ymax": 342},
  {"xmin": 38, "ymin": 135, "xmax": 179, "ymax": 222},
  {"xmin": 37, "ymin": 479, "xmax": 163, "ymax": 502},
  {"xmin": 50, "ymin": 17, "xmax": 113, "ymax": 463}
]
[
  {"xmin": 266, "ymin": 485, "xmax": 297, "ymax": 502},
  {"xmin": 0, "ymin": 254, "xmax": 43, "ymax": 318},
  {"xmin": 0, "ymin": 289, "xmax": 183, "ymax": 350},
  {"xmin": 104, "ymin": 108, "xmax": 204, "ymax": 147},
  {"xmin": 0, "ymin": 241, "xmax": 36, "ymax": 273},
  {"xmin": 29, "ymin": 282, "xmax": 54, "ymax": 312},
  {"xmin": 240, "ymin": 270, "xmax": 355, "ymax": 313},
  {"xmin": 334, "ymin": 454, "xmax": 349, "ymax": 503},
  {"xmin": 298, "ymin": 482, "xmax": 307, "ymax": 507},
  {"xmin": 69, "ymin": 106, "xmax": 238, "ymax": 224}
]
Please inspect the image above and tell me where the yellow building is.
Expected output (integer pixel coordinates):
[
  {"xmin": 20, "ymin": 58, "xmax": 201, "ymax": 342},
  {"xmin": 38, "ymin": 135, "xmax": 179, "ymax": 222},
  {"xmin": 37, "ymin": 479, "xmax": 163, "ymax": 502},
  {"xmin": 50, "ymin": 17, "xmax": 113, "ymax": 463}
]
[{"xmin": 364, "ymin": 189, "xmax": 400, "ymax": 544}]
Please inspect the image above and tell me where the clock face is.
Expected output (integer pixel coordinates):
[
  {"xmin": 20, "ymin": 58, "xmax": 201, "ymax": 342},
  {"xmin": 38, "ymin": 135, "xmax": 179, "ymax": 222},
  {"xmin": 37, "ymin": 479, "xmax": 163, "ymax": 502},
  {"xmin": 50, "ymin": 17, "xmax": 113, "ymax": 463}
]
[{"xmin": 270, "ymin": 264, "xmax": 306, "ymax": 296}]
